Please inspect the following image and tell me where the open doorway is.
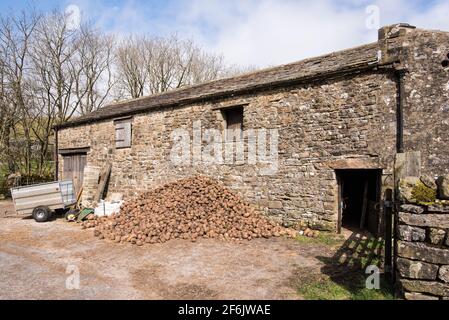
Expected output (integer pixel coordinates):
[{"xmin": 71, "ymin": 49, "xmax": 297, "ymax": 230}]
[{"xmin": 336, "ymin": 169, "xmax": 381, "ymax": 235}]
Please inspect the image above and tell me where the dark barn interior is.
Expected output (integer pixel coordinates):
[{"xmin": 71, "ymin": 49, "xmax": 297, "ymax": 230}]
[{"xmin": 337, "ymin": 169, "xmax": 381, "ymax": 235}]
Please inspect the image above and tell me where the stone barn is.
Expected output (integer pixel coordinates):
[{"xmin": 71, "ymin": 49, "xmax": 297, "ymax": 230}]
[{"xmin": 54, "ymin": 24, "xmax": 449, "ymax": 234}]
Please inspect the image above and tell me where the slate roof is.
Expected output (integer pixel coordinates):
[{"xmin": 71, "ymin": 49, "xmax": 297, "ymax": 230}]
[{"xmin": 56, "ymin": 42, "xmax": 381, "ymax": 129}]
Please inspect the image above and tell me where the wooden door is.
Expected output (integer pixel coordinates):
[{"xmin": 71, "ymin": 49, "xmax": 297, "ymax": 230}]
[
  {"xmin": 225, "ymin": 107, "xmax": 244, "ymax": 131},
  {"xmin": 63, "ymin": 154, "xmax": 87, "ymax": 194}
]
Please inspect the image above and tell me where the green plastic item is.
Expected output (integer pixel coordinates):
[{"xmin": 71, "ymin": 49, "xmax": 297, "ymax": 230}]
[{"xmin": 77, "ymin": 208, "xmax": 95, "ymax": 222}]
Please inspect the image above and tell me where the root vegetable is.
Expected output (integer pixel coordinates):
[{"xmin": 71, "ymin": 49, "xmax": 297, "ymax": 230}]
[{"xmin": 90, "ymin": 176, "xmax": 295, "ymax": 246}]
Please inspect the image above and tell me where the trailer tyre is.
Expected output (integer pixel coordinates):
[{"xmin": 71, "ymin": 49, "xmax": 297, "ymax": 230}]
[
  {"xmin": 65, "ymin": 209, "xmax": 79, "ymax": 222},
  {"xmin": 32, "ymin": 206, "xmax": 51, "ymax": 223}
]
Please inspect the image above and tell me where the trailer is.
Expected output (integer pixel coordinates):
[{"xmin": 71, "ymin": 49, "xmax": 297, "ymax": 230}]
[{"xmin": 11, "ymin": 180, "xmax": 76, "ymax": 222}]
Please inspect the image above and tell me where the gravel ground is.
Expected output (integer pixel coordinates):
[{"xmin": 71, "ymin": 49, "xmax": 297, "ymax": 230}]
[{"xmin": 0, "ymin": 200, "xmax": 335, "ymax": 300}]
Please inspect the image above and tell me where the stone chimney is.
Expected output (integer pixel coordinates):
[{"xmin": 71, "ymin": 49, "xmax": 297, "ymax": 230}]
[
  {"xmin": 378, "ymin": 23, "xmax": 417, "ymax": 64},
  {"xmin": 378, "ymin": 23, "xmax": 416, "ymax": 41}
]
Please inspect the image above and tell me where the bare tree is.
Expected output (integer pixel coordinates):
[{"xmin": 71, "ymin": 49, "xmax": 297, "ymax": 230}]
[
  {"xmin": 0, "ymin": 8, "xmax": 254, "ymax": 183},
  {"xmin": 115, "ymin": 36, "xmax": 149, "ymax": 99},
  {"xmin": 72, "ymin": 25, "xmax": 116, "ymax": 115},
  {"xmin": 31, "ymin": 11, "xmax": 79, "ymax": 123},
  {"xmin": 0, "ymin": 10, "xmax": 40, "ymax": 174},
  {"xmin": 115, "ymin": 34, "xmax": 242, "ymax": 99},
  {"xmin": 0, "ymin": 49, "xmax": 15, "ymax": 172}
]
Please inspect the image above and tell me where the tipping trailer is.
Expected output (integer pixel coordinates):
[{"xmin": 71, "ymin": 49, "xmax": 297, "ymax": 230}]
[{"xmin": 11, "ymin": 180, "xmax": 76, "ymax": 222}]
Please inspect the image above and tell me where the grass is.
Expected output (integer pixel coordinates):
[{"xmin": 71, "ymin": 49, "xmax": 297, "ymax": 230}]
[
  {"xmin": 0, "ymin": 163, "xmax": 7, "ymax": 176},
  {"xmin": 294, "ymin": 233, "xmax": 385, "ymax": 274},
  {"xmin": 296, "ymin": 272, "xmax": 394, "ymax": 300},
  {"xmin": 294, "ymin": 231, "xmax": 346, "ymax": 247},
  {"xmin": 357, "ymin": 238, "xmax": 384, "ymax": 268},
  {"xmin": 335, "ymin": 235, "xmax": 385, "ymax": 269},
  {"xmin": 0, "ymin": 163, "xmax": 8, "ymax": 198},
  {"xmin": 298, "ymin": 275, "xmax": 352, "ymax": 300},
  {"xmin": 293, "ymin": 230, "xmax": 395, "ymax": 300}
]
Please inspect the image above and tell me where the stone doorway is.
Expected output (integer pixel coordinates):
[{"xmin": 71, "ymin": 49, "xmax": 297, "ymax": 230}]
[
  {"xmin": 62, "ymin": 152, "xmax": 87, "ymax": 195},
  {"xmin": 336, "ymin": 169, "xmax": 382, "ymax": 235}
]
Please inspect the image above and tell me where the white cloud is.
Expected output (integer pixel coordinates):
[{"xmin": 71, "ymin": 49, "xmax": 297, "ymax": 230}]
[
  {"xmin": 67, "ymin": 0, "xmax": 449, "ymax": 68},
  {"xmin": 181, "ymin": 0, "xmax": 374, "ymax": 66},
  {"xmin": 66, "ymin": 0, "xmax": 166, "ymax": 38},
  {"xmin": 175, "ymin": 0, "xmax": 449, "ymax": 67}
]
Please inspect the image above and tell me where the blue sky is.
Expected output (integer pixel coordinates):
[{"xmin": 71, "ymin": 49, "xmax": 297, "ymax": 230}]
[{"xmin": 1, "ymin": 0, "xmax": 449, "ymax": 67}]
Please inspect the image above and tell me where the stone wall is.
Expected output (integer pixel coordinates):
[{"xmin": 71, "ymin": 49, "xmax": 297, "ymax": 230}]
[
  {"xmin": 56, "ymin": 25, "xmax": 449, "ymax": 232},
  {"xmin": 396, "ymin": 175, "xmax": 449, "ymax": 300},
  {"xmin": 81, "ymin": 166, "xmax": 101, "ymax": 207},
  {"xmin": 379, "ymin": 25, "xmax": 449, "ymax": 175},
  {"xmin": 58, "ymin": 70, "xmax": 398, "ymax": 231}
]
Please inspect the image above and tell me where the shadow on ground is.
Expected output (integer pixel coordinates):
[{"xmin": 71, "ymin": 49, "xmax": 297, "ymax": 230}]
[{"xmin": 291, "ymin": 229, "xmax": 395, "ymax": 300}]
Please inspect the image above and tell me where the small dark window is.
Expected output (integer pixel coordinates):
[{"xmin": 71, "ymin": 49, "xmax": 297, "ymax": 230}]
[
  {"xmin": 223, "ymin": 106, "xmax": 244, "ymax": 131},
  {"xmin": 442, "ymin": 60, "xmax": 449, "ymax": 68},
  {"xmin": 114, "ymin": 118, "xmax": 132, "ymax": 149}
]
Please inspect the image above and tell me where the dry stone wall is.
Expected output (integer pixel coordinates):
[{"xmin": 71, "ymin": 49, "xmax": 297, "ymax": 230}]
[{"xmin": 397, "ymin": 175, "xmax": 449, "ymax": 300}]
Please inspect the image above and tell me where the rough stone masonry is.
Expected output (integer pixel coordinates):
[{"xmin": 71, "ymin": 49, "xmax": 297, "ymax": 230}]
[
  {"xmin": 55, "ymin": 24, "xmax": 449, "ymax": 232},
  {"xmin": 397, "ymin": 174, "xmax": 449, "ymax": 300}
]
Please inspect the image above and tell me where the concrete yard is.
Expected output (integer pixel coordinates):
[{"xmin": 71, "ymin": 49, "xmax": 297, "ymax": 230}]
[{"xmin": 0, "ymin": 200, "xmax": 339, "ymax": 300}]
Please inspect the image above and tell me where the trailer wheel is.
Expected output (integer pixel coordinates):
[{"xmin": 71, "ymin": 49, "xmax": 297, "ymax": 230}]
[
  {"xmin": 65, "ymin": 209, "xmax": 79, "ymax": 222},
  {"xmin": 32, "ymin": 206, "xmax": 51, "ymax": 223}
]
